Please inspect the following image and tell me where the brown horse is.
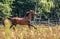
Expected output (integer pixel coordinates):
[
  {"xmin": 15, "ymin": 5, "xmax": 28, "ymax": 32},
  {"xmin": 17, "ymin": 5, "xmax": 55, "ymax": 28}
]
[{"xmin": 4, "ymin": 10, "xmax": 38, "ymax": 29}]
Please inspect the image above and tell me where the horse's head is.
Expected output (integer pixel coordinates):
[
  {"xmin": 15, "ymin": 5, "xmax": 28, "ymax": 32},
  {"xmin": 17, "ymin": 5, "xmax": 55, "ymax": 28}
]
[
  {"xmin": 29, "ymin": 10, "xmax": 38, "ymax": 16},
  {"xmin": 25, "ymin": 10, "xmax": 39, "ymax": 17}
]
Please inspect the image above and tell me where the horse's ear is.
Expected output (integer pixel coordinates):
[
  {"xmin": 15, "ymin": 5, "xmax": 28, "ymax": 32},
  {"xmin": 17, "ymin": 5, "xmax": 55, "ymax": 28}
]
[
  {"xmin": 29, "ymin": 10, "xmax": 34, "ymax": 12},
  {"xmin": 26, "ymin": 11, "xmax": 29, "ymax": 13},
  {"xmin": 30, "ymin": 10, "xmax": 32, "ymax": 11}
]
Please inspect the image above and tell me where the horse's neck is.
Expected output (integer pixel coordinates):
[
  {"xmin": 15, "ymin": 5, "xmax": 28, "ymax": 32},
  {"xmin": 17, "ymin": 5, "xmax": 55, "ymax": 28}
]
[{"xmin": 25, "ymin": 14, "xmax": 32, "ymax": 20}]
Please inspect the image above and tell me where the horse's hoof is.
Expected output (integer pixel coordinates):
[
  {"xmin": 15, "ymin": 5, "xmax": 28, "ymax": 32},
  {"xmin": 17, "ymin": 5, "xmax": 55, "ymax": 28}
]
[{"xmin": 34, "ymin": 28, "xmax": 37, "ymax": 30}]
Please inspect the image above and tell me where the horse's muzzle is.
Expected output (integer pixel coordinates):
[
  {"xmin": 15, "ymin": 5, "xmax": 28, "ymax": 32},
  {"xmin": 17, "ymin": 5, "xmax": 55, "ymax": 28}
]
[{"xmin": 35, "ymin": 13, "xmax": 39, "ymax": 16}]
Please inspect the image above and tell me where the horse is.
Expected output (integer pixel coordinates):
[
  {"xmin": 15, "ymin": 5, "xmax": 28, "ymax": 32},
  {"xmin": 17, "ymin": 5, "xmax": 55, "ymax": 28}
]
[{"xmin": 3, "ymin": 10, "xmax": 38, "ymax": 30}]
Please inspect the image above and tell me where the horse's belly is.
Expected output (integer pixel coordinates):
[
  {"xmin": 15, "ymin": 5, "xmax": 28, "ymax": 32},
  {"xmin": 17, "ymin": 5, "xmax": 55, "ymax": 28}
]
[{"xmin": 18, "ymin": 21, "xmax": 29, "ymax": 25}]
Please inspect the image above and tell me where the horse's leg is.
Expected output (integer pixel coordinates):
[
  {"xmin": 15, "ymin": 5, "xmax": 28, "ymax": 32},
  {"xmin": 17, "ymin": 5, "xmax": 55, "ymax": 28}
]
[
  {"xmin": 2, "ymin": 20, "xmax": 5, "ymax": 27},
  {"xmin": 28, "ymin": 25, "xmax": 31, "ymax": 29},
  {"xmin": 13, "ymin": 24, "xmax": 16, "ymax": 30},
  {"xmin": 10, "ymin": 24, "xmax": 16, "ymax": 30},
  {"xmin": 28, "ymin": 24, "xmax": 37, "ymax": 29},
  {"xmin": 10, "ymin": 24, "xmax": 13, "ymax": 29},
  {"xmin": 2, "ymin": 21, "xmax": 5, "ymax": 27}
]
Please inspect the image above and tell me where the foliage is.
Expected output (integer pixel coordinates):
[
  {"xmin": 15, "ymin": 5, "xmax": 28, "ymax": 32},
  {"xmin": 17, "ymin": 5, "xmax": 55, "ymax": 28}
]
[
  {"xmin": 0, "ymin": 0, "xmax": 60, "ymax": 20},
  {"xmin": 37, "ymin": 0, "xmax": 55, "ymax": 13},
  {"xmin": 0, "ymin": 3, "xmax": 12, "ymax": 18},
  {"xmin": 12, "ymin": 0, "xmax": 36, "ymax": 17},
  {"xmin": 0, "ymin": 0, "xmax": 14, "ymax": 18}
]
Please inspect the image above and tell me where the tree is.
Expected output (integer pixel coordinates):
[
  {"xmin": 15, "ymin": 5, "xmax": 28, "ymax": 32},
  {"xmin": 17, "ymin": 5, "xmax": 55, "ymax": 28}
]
[
  {"xmin": 12, "ymin": 0, "xmax": 36, "ymax": 17},
  {"xmin": 37, "ymin": 0, "xmax": 55, "ymax": 13},
  {"xmin": 0, "ymin": 0, "xmax": 14, "ymax": 18}
]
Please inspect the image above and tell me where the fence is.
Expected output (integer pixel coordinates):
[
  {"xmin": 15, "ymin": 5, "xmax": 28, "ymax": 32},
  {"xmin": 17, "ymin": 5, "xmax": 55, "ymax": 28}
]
[
  {"xmin": 31, "ymin": 14, "xmax": 60, "ymax": 26},
  {"xmin": 31, "ymin": 18, "xmax": 60, "ymax": 26},
  {"xmin": 0, "ymin": 17, "xmax": 60, "ymax": 26}
]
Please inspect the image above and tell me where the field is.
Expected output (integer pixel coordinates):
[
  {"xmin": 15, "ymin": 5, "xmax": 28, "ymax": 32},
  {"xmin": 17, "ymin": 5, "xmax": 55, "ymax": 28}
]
[
  {"xmin": 0, "ymin": 24, "xmax": 60, "ymax": 39},
  {"xmin": 0, "ymin": 19, "xmax": 60, "ymax": 39}
]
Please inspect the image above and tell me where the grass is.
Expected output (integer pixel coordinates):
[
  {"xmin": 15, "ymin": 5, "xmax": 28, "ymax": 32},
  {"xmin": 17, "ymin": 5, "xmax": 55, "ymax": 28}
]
[{"xmin": 0, "ymin": 20, "xmax": 60, "ymax": 39}]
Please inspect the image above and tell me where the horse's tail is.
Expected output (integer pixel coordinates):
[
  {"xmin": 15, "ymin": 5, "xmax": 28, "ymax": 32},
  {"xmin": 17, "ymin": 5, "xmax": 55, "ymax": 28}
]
[
  {"xmin": 7, "ymin": 18, "xmax": 12, "ymax": 24},
  {"xmin": 7, "ymin": 18, "xmax": 12, "ymax": 21}
]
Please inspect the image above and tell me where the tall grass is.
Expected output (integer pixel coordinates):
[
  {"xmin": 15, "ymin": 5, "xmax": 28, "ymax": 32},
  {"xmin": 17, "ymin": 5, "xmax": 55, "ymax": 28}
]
[
  {"xmin": 4, "ymin": 19, "xmax": 11, "ymax": 39},
  {"xmin": 1, "ymin": 20, "xmax": 60, "ymax": 39}
]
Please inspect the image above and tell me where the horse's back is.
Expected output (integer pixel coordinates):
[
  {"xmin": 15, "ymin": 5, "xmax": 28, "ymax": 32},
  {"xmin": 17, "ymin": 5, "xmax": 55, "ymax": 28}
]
[
  {"xmin": 12, "ymin": 17, "xmax": 24, "ymax": 20},
  {"xmin": 12, "ymin": 17, "xmax": 30, "ymax": 25}
]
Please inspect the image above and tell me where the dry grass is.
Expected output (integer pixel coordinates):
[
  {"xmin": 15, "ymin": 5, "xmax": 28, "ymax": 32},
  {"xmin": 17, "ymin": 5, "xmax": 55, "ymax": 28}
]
[
  {"xmin": 10, "ymin": 25, "xmax": 60, "ymax": 39},
  {"xmin": 0, "ymin": 24, "xmax": 60, "ymax": 39},
  {"xmin": 0, "ymin": 19, "xmax": 60, "ymax": 39}
]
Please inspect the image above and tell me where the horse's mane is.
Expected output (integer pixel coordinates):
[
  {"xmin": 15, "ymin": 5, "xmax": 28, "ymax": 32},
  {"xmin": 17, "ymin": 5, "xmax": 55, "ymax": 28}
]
[{"xmin": 25, "ymin": 13, "xmax": 29, "ymax": 17}]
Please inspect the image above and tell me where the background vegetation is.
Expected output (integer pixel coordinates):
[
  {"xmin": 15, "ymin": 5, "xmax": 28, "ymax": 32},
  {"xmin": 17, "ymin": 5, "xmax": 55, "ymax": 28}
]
[
  {"xmin": 0, "ymin": 0, "xmax": 60, "ymax": 21},
  {"xmin": 0, "ymin": 0, "xmax": 60, "ymax": 39}
]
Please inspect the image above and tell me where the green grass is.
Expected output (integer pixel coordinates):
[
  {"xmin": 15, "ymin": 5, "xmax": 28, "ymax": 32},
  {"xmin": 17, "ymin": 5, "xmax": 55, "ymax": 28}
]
[{"xmin": 4, "ymin": 19, "xmax": 11, "ymax": 39}]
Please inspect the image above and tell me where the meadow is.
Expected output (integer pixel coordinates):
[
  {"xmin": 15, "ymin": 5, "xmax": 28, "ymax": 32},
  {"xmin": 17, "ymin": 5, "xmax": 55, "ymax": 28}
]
[
  {"xmin": 0, "ymin": 19, "xmax": 60, "ymax": 39},
  {"xmin": 0, "ymin": 24, "xmax": 60, "ymax": 39}
]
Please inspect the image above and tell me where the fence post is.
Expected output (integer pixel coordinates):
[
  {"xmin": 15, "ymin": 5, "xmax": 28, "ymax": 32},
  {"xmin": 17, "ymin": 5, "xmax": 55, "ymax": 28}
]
[
  {"xmin": 59, "ymin": 18, "xmax": 60, "ymax": 25},
  {"xmin": 48, "ymin": 19, "xmax": 51, "ymax": 26}
]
